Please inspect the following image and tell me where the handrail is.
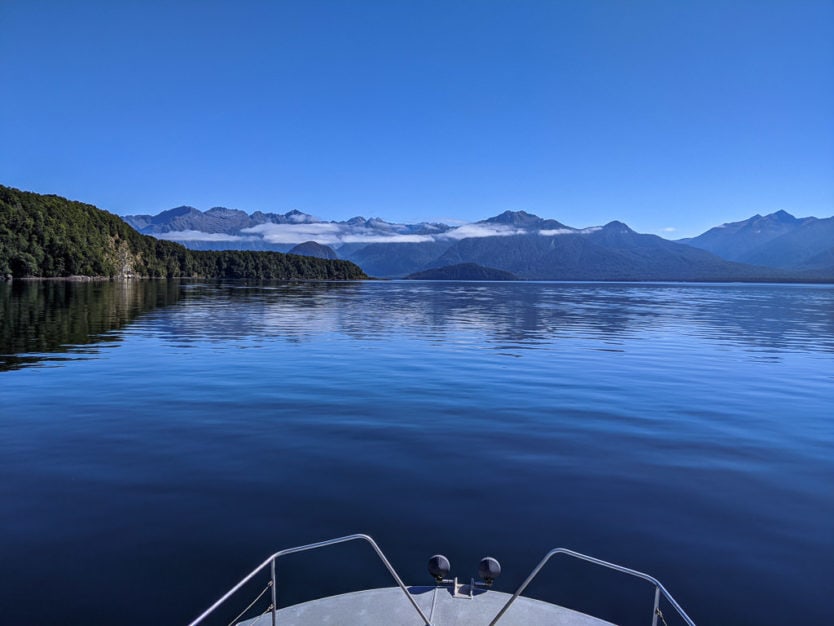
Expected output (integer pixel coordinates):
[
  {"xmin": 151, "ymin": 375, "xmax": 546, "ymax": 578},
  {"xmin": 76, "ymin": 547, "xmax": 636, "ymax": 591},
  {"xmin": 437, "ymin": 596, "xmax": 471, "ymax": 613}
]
[
  {"xmin": 489, "ymin": 547, "xmax": 695, "ymax": 626},
  {"xmin": 188, "ymin": 533, "xmax": 432, "ymax": 626}
]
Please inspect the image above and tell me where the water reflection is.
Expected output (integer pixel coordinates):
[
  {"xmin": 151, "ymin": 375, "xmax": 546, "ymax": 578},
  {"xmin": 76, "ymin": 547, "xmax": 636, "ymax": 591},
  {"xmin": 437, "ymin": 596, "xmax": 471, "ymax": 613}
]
[
  {"xmin": 0, "ymin": 280, "xmax": 181, "ymax": 371},
  {"xmin": 3, "ymin": 279, "xmax": 832, "ymax": 625},
  {"xmin": 2, "ymin": 281, "xmax": 833, "ymax": 371},
  {"xmin": 161, "ymin": 281, "xmax": 834, "ymax": 355}
]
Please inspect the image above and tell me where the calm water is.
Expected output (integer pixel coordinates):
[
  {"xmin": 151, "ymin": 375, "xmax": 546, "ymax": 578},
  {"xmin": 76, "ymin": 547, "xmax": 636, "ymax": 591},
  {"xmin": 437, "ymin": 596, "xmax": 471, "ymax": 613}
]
[{"xmin": 1, "ymin": 280, "xmax": 832, "ymax": 625}]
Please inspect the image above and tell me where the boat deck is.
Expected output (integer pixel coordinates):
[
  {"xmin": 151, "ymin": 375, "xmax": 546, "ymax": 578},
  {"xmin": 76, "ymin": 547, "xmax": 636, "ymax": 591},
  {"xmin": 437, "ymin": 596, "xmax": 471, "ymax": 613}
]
[{"xmin": 240, "ymin": 585, "xmax": 615, "ymax": 625}]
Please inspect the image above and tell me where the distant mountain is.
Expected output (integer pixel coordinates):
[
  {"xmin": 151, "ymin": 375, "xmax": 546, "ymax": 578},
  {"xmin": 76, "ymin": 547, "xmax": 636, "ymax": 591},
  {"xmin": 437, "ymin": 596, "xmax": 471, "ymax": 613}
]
[
  {"xmin": 680, "ymin": 211, "xmax": 833, "ymax": 271},
  {"xmin": 741, "ymin": 217, "xmax": 834, "ymax": 270},
  {"xmin": 288, "ymin": 241, "xmax": 338, "ymax": 260},
  {"xmin": 797, "ymin": 246, "xmax": 834, "ymax": 274},
  {"xmin": 341, "ymin": 215, "xmax": 794, "ymax": 280},
  {"xmin": 428, "ymin": 220, "xmax": 783, "ymax": 281},
  {"xmin": 345, "ymin": 240, "xmax": 453, "ymax": 277},
  {"xmin": 123, "ymin": 207, "xmax": 451, "ymax": 254},
  {"xmin": 0, "ymin": 185, "xmax": 366, "ymax": 280},
  {"xmin": 123, "ymin": 206, "xmax": 317, "ymax": 234},
  {"xmin": 406, "ymin": 263, "xmax": 519, "ymax": 281},
  {"xmin": 339, "ymin": 212, "xmax": 582, "ymax": 276},
  {"xmin": 119, "ymin": 205, "xmax": 832, "ymax": 282},
  {"xmin": 483, "ymin": 209, "xmax": 572, "ymax": 232}
]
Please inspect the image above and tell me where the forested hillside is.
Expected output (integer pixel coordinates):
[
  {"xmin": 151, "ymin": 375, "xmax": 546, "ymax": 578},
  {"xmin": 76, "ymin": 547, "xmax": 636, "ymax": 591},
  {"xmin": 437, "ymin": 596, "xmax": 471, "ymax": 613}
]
[{"xmin": 0, "ymin": 186, "xmax": 366, "ymax": 280}]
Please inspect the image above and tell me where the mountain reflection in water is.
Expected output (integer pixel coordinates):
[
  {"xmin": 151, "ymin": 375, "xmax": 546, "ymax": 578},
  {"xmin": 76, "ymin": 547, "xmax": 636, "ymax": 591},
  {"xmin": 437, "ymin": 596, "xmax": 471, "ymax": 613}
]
[{"xmin": 6, "ymin": 280, "xmax": 828, "ymax": 364}]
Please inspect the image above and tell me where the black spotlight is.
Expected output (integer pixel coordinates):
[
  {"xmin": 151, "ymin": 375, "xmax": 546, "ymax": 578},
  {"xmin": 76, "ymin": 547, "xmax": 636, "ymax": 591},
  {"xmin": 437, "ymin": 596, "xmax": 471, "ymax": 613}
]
[
  {"xmin": 428, "ymin": 554, "xmax": 451, "ymax": 583},
  {"xmin": 478, "ymin": 557, "xmax": 501, "ymax": 586}
]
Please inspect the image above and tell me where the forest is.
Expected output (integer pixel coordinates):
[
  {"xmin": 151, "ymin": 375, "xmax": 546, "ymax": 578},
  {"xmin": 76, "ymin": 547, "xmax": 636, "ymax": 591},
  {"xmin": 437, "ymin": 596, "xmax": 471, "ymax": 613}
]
[{"xmin": 0, "ymin": 185, "xmax": 367, "ymax": 280}]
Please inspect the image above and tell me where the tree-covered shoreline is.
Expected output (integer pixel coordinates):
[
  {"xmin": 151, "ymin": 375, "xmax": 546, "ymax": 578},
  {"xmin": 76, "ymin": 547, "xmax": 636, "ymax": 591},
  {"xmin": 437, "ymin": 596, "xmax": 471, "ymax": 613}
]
[{"xmin": 0, "ymin": 185, "xmax": 367, "ymax": 280}]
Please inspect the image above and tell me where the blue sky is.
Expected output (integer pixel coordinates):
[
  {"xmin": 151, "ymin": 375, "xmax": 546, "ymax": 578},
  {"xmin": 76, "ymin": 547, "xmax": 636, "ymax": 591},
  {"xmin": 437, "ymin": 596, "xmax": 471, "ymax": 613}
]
[{"xmin": 1, "ymin": 0, "xmax": 832, "ymax": 238}]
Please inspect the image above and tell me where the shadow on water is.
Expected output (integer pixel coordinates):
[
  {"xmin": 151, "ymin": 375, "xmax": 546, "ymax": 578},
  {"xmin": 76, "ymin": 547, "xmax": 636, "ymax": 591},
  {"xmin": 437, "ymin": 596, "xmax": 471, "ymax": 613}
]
[{"xmin": 0, "ymin": 280, "xmax": 182, "ymax": 371}]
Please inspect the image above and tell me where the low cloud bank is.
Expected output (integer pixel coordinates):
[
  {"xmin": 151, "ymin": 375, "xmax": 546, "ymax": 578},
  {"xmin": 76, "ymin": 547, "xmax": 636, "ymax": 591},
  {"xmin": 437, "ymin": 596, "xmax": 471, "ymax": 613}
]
[
  {"xmin": 160, "ymin": 220, "xmax": 601, "ymax": 246},
  {"xmin": 539, "ymin": 228, "xmax": 575, "ymax": 236},
  {"xmin": 442, "ymin": 223, "xmax": 527, "ymax": 240},
  {"xmin": 242, "ymin": 222, "xmax": 344, "ymax": 244},
  {"xmin": 155, "ymin": 230, "xmax": 253, "ymax": 242}
]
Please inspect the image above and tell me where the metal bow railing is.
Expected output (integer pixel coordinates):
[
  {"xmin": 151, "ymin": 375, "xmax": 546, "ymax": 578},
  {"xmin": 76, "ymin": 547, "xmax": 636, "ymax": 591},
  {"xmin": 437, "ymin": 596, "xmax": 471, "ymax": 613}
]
[
  {"xmin": 188, "ymin": 536, "xmax": 695, "ymax": 626},
  {"xmin": 187, "ymin": 533, "xmax": 431, "ymax": 626},
  {"xmin": 488, "ymin": 547, "xmax": 696, "ymax": 626}
]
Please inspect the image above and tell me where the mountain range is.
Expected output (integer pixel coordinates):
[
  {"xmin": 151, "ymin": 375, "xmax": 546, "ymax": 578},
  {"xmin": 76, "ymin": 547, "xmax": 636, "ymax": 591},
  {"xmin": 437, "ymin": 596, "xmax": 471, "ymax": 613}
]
[
  {"xmin": 678, "ymin": 210, "xmax": 834, "ymax": 275},
  {"xmin": 122, "ymin": 207, "xmax": 834, "ymax": 281}
]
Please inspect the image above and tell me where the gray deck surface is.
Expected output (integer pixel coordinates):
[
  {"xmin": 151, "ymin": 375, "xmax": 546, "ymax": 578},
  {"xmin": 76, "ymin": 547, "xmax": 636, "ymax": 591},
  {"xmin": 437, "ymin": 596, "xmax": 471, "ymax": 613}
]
[{"xmin": 239, "ymin": 585, "xmax": 615, "ymax": 625}]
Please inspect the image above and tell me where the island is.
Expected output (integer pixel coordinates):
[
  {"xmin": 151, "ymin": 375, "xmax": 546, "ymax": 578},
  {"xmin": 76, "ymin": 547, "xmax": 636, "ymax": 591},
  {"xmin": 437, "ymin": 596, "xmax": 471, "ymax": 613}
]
[{"xmin": 406, "ymin": 263, "xmax": 519, "ymax": 281}]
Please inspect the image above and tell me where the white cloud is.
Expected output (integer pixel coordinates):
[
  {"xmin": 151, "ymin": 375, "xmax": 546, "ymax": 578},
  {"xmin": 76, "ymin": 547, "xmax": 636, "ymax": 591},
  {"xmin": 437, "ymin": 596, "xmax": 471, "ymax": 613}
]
[
  {"xmin": 246, "ymin": 220, "xmax": 529, "ymax": 245},
  {"xmin": 156, "ymin": 219, "xmax": 571, "ymax": 246},
  {"xmin": 661, "ymin": 227, "xmax": 677, "ymax": 233},
  {"xmin": 340, "ymin": 233, "xmax": 437, "ymax": 244},
  {"xmin": 441, "ymin": 223, "xmax": 527, "ymax": 240},
  {"xmin": 538, "ymin": 228, "xmax": 575, "ymax": 236},
  {"xmin": 539, "ymin": 227, "xmax": 600, "ymax": 236},
  {"xmin": 155, "ymin": 230, "xmax": 251, "ymax": 242},
  {"xmin": 239, "ymin": 222, "xmax": 438, "ymax": 245},
  {"xmin": 242, "ymin": 222, "xmax": 344, "ymax": 244}
]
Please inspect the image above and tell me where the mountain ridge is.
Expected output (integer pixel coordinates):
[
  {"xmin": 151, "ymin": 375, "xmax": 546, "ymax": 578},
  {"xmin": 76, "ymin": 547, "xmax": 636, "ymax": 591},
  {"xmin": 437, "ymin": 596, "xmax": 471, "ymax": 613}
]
[
  {"xmin": 119, "ymin": 205, "xmax": 833, "ymax": 281},
  {"xmin": 679, "ymin": 210, "xmax": 832, "ymax": 270}
]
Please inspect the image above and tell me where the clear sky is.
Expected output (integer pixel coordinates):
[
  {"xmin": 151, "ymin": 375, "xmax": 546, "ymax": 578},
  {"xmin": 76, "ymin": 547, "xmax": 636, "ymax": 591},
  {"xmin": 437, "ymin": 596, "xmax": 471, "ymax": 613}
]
[{"xmin": 1, "ymin": 0, "xmax": 832, "ymax": 238}]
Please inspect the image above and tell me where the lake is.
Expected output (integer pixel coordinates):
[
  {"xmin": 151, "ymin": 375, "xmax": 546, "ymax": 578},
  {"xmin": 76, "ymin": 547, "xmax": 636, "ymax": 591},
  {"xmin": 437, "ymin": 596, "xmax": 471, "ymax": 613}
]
[{"xmin": 1, "ymin": 280, "xmax": 832, "ymax": 625}]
